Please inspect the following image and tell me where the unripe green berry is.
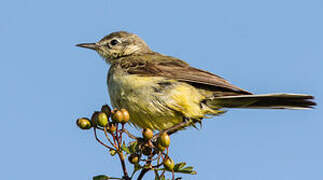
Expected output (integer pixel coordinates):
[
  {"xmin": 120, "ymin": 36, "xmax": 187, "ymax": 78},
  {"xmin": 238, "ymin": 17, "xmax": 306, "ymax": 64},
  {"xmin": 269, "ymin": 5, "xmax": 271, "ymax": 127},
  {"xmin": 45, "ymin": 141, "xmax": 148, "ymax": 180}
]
[
  {"xmin": 76, "ymin": 117, "xmax": 92, "ymax": 130},
  {"xmin": 142, "ymin": 128, "xmax": 154, "ymax": 140},
  {"xmin": 128, "ymin": 154, "xmax": 139, "ymax": 164},
  {"xmin": 120, "ymin": 109, "xmax": 130, "ymax": 123},
  {"xmin": 97, "ymin": 112, "xmax": 109, "ymax": 127},
  {"xmin": 163, "ymin": 157, "xmax": 175, "ymax": 170},
  {"xmin": 112, "ymin": 110, "xmax": 124, "ymax": 123},
  {"xmin": 158, "ymin": 132, "xmax": 170, "ymax": 147}
]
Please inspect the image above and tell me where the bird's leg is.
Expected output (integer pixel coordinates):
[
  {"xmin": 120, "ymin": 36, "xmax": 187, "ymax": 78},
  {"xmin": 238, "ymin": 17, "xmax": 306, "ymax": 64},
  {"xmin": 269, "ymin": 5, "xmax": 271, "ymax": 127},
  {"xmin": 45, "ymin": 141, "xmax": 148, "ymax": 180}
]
[
  {"xmin": 152, "ymin": 117, "xmax": 193, "ymax": 140},
  {"xmin": 190, "ymin": 118, "xmax": 203, "ymax": 129},
  {"xmin": 168, "ymin": 117, "xmax": 193, "ymax": 135}
]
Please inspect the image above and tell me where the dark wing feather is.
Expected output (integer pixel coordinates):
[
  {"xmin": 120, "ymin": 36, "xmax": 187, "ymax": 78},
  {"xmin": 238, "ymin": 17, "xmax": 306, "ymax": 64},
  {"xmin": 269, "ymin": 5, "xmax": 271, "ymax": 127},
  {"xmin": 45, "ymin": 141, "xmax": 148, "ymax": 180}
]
[{"xmin": 119, "ymin": 53, "xmax": 252, "ymax": 95}]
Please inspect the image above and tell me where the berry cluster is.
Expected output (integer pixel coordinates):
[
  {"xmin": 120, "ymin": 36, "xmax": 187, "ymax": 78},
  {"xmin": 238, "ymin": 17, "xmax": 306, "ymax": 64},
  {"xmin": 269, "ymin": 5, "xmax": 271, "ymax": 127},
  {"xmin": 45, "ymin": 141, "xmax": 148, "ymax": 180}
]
[{"xmin": 77, "ymin": 105, "xmax": 196, "ymax": 180}]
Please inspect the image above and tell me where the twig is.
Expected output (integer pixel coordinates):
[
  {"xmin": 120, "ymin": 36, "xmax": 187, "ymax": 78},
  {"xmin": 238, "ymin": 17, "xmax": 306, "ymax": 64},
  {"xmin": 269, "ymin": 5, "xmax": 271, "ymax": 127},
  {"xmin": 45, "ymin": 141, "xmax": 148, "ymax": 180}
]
[
  {"xmin": 137, "ymin": 151, "xmax": 156, "ymax": 180},
  {"xmin": 116, "ymin": 124, "xmax": 120, "ymax": 147},
  {"xmin": 160, "ymin": 169, "xmax": 166, "ymax": 178},
  {"xmin": 137, "ymin": 166, "xmax": 150, "ymax": 180},
  {"xmin": 122, "ymin": 129, "xmax": 137, "ymax": 140},
  {"xmin": 103, "ymin": 127, "xmax": 116, "ymax": 147},
  {"xmin": 152, "ymin": 153, "xmax": 163, "ymax": 169},
  {"xmin": 137, "ymin": 157, "xmax": 151, "ymax": 179},
  {"xmin": 93, "ymin": 127, "xmax": 114, "ymax": 150},
  {"xmin": 117, "ymin": 151, "xmax": 130, "ymax": 180},
  {"xmin": 119, "ymin": 124, "xmax": 125, "ymax": 145},
  {"xmin": 95, "ymin": 126, "xmax": 104, "ymax": 131},
  {"xmin": 140, "ymin": 156, "xmax": 160, "ymax": 162},
  {"xmin": 171, "ymin": 170, "xmax": 175, "ymax": 180}
]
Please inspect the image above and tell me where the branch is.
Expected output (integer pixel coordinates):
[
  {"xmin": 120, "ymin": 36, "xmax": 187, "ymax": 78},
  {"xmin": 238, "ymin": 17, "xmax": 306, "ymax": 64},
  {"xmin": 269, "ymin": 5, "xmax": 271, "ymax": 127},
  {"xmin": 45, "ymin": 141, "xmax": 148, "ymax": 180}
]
[
  {"xmin": 137, "ymin": 151, "xmax": 155, "ymax": 180},
  {"xmin": 117, "ymin": 151, "xmax": 130, "ymax": 180}
]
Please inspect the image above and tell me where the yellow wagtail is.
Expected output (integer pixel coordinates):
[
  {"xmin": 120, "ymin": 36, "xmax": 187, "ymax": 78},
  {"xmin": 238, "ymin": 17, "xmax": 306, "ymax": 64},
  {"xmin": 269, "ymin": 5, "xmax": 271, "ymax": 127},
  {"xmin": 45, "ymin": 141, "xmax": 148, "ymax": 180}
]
[{"xmin": 76, "ymin": 31, "xmax": 316, "ymax": 130}]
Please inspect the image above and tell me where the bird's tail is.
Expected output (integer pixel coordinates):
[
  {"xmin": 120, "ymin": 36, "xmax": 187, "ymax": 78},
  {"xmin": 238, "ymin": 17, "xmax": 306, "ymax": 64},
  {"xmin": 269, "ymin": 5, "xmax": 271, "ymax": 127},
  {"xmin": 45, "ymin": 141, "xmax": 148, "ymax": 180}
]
[{"xmin": 206, "ymin": 93, "xmax": 316, "ymax": 110}]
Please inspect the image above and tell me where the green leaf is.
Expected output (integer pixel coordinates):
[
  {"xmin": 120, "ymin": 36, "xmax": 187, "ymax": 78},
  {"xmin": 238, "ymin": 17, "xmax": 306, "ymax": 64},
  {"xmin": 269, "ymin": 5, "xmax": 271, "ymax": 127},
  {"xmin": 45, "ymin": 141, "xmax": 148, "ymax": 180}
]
[
  {"xmin": 154, "ymin": 168, "xmax": 165, "ymax": 171},
  {"xmin": 160, "ymin": 175, "xmax": 166, "ymax": 180},
  {"xmin": 176, "ymin": 168, "xmax": 197, "ymax": 175},
  {"xmin": 121, "ymin": 142, "xmax": 131, "ymax": 154},
  {"xmin": 181, "ymin": 166, "xmax": 193, "ymax": 171},
  {"xmin": 174, "ymin": 162, "xmax": 186, "ymax": 171},
  {"xmin": 162, "ymin": 164, "xmax": 197, "ymax": 175},
  {"xmin": 93, "ymin": 175, "xmax": 109, "ymax": 180},
  {"xmin": 109, "ymin": 149, "xmax": 117, "ymax": 156},
  {"xmin": 128, "ymin": 141, "xmax": 138, "ymax": 153},
  {"xmin": 134, "ymin": 163, "xmax": 142, "ymax": 172}
]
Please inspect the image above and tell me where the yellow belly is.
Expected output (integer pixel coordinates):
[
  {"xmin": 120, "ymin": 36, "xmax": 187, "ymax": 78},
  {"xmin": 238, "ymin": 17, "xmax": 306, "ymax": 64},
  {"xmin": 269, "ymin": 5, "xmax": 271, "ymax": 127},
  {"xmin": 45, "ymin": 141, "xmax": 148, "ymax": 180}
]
[{"xmin": 107, "ymin": 70, "xmax": 208, "ymax": 130}]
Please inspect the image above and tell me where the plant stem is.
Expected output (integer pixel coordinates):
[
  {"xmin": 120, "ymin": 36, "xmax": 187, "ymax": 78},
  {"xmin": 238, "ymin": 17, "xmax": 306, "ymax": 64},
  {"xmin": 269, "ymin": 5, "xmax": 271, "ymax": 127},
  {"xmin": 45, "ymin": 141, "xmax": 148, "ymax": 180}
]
[
  {"xmin": 137, "ymin": 152, "xmax": 155, "ymax": 180},
  {"xmin": 122, "ymin": 129, "xmax": 137, "ymax": 140},
  {"xmin": 117, "ymin": 151, "xmax": 130, "ymax": 180},
  {"xmin": 93, "ymin": 127, "xmax": 114, "ymax": 150},
  {"xmin": 137, "ymin": 168, "xmax": 149, "ymax": 180},
  {"xmin": 103, "ymin": 126, "xmax": 115, "ymax": 146}
]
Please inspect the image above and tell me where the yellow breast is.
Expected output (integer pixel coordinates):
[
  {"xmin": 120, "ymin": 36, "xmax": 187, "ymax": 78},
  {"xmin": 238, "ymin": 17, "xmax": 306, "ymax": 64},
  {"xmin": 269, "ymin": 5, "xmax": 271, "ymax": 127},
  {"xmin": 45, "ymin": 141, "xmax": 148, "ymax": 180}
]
[{"xmin": 107, "ymin": 67, "xmax": 208, "ymax": 130}]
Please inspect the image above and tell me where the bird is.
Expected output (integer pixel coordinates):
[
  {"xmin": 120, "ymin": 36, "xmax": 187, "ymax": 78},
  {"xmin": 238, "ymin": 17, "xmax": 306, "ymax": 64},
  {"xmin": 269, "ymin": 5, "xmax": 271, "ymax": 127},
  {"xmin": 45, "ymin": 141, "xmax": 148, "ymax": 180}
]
[{"xmin": 76, "ymin": 31, "xmax": 316, "ymax": 131}]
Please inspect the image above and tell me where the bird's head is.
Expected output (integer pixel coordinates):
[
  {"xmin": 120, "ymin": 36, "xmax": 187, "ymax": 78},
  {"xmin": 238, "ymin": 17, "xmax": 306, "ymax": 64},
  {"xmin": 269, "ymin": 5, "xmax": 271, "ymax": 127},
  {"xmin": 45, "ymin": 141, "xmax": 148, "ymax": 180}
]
[{"xmin": 76, "ymin": 31, "xmax": 152, "ymax": 63}]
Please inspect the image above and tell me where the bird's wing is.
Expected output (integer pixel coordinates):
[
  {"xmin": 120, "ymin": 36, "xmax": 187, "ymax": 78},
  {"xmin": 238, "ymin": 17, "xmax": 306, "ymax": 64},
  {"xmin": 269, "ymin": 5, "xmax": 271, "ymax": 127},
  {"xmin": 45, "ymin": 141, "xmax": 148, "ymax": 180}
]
[{"xmin": 119, "ymin": 53, "xmax": 252, "ymax": 95}]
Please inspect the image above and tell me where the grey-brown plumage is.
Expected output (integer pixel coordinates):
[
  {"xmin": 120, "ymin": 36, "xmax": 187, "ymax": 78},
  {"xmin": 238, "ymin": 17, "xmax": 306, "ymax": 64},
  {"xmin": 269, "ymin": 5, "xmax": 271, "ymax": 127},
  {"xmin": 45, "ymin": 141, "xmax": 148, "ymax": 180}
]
[
  {"xmin": 114, "ymin": 52, "xmax": 315, "ymax": 109},
  {"xmin": 76, "ymin": 31, "xmax": 316, "ymax": 130}
]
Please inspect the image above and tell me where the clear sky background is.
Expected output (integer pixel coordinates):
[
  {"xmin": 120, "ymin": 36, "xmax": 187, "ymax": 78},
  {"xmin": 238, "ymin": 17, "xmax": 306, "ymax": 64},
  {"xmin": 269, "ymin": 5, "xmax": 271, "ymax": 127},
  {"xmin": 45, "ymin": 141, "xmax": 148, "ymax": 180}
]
[{"xmin": 1, "ymin": 0, "xmax": 322, "ymax": 180}]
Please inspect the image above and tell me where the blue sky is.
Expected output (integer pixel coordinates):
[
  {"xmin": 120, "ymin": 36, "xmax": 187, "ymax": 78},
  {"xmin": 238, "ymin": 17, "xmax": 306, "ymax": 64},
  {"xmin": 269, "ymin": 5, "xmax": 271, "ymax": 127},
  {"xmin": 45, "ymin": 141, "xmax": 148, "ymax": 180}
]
[{"xmin": 1, "ymin": 0, "xmax": 322, "ymax": 179}]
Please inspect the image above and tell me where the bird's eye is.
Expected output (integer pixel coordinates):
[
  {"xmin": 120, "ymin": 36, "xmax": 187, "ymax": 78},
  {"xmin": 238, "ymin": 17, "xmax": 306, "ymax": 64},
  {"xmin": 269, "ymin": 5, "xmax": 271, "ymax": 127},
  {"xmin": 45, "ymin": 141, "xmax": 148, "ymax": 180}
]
[{"xmin": 110, "ymin": 39, "xmax": 119, "ymax": 46}]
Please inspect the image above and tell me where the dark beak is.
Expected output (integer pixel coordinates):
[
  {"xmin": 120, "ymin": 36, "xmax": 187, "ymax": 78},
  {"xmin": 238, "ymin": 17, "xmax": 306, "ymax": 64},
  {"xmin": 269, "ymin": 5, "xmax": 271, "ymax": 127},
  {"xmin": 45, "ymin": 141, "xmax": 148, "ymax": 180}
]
[{"xmin": 75, "ymin": 43, "xmax": 98, "ymax": 50}]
